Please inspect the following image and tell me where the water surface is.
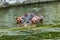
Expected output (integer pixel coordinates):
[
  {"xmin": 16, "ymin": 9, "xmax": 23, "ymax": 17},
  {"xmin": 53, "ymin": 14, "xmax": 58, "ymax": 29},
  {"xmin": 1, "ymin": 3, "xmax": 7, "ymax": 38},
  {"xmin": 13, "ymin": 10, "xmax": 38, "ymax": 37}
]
[{"xmin": 0, "ymin": 2, "xmax": 60, "ymax": 39}]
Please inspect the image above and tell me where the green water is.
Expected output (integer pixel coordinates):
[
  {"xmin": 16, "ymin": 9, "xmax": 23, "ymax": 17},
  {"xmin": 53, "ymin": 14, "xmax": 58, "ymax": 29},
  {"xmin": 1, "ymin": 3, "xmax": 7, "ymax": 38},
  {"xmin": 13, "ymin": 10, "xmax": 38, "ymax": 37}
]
[{"xmin": 0, "ymin": 2, "xmax": 60, "ymax": 40}]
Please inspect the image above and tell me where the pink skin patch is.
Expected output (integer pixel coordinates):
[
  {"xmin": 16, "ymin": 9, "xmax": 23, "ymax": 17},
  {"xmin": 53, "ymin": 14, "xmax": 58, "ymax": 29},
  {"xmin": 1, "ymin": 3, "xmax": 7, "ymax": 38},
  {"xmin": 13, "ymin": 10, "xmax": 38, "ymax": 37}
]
[{"xmin": 31, "ymin": 15, "xmax": 43, "ymax": 24}]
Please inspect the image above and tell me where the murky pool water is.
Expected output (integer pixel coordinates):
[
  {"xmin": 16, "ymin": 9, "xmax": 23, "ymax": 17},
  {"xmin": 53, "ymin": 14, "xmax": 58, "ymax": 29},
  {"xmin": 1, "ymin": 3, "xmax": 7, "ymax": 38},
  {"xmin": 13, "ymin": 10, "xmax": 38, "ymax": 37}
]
[
  {"xmin": 0, "ymin": 2, "xmax": 60, "ymax": 28},
  {"xmin": 0, "ymin": 2, "xmax": 60, "ymax": 40}
]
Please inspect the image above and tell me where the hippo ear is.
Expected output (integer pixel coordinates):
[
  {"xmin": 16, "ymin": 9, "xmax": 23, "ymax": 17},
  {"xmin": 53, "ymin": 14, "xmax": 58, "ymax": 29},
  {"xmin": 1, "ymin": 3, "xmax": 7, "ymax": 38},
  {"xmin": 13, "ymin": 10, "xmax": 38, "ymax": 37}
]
[{"xmin": 16, "ymin": 17, "xmax": 18, "ymax": 19}]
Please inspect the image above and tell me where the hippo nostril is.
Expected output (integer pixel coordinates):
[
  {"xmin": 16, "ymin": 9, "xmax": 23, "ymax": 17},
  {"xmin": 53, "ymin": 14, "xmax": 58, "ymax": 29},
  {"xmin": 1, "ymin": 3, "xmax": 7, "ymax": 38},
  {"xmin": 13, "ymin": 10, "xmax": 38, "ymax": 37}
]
[
  {"xmin": 35, "ymin": 20, "xmax": 37, "ymax": 22},
  {"xmin": 33, "ymin": 20, "xmax": 37, "ymax": 24}
]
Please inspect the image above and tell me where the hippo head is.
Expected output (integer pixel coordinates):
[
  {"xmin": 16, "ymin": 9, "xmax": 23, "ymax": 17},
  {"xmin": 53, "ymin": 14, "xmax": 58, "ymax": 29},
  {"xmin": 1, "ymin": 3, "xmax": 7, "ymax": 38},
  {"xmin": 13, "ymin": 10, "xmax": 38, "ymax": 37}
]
[
  {"xmin": 16, "ymin": 17, "xmax": 22, "ymax": 24},
  {"xmin": 31, "ymin": 15, "xmax": 43, "ymax": 24}
]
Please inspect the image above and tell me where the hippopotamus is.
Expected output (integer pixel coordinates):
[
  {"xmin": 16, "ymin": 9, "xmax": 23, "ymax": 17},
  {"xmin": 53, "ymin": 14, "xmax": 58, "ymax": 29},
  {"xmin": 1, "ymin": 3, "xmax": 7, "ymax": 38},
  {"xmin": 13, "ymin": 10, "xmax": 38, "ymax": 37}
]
[
  {"xmin": 16, "ymin": 13, "xmax": 43, "ymax": 26},
  {"xmin": 16, "ymin": 13, "xmax": 33, "ymax": 23},
  {"xmin": 31, "ymin": 15, "xmax": 43, "ymax": 24},
  {"xmin": 16, "ymin": 16, "xmax": 23, "ymax": 24},
  {"xmin": 21, "ymin": 13, "xmax": 34, "ymax": 23}
]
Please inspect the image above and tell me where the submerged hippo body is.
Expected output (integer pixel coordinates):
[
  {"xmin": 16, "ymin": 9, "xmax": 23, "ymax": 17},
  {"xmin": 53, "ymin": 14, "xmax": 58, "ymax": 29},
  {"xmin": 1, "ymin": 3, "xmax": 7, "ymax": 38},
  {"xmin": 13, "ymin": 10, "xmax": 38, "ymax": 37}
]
[
  {"xmin": 16, "ymin": 13, "xmax": 43, "ymax": 26},
  {"xmin": 21, "ymin": 13, "xmax": 34, "ymax": 23}
]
